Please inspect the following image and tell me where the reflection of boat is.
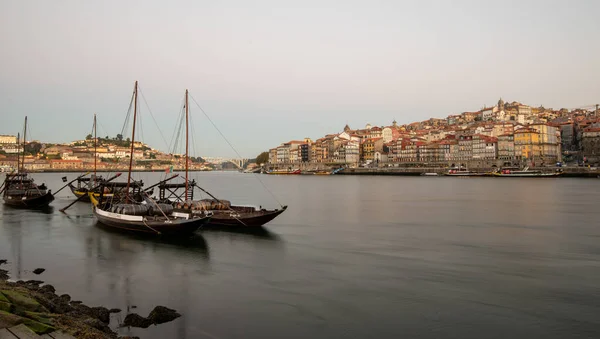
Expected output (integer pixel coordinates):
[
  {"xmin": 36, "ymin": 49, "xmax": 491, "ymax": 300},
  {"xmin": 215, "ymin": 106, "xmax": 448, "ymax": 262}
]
[
  {"xmin": 91, "ymin": 82, "xmax": 211, "ymax": 236},
  {"xmin": 2, "ymin": 117, "xmax": 54, "ymax": 209},
  {"xmin": 492, "ymin": 166, "xmax": 562, "ymax": 177},
  {"xmin": 266, "ymin": 169, "xmax": 301, "ymax": 175},
  {"xmin": 421, "ymin": 172, "xmax": 439, "ymax": 176}
]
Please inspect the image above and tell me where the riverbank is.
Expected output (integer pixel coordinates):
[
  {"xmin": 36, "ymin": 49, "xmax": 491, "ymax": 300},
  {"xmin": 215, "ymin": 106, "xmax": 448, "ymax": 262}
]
[
  {"xmin": 0, "ymin": 260, "xmax": 181, "ymax": 339},
  {"xmin": 334, "ymin": 167, "xmax": 600, "ymax": 178}
]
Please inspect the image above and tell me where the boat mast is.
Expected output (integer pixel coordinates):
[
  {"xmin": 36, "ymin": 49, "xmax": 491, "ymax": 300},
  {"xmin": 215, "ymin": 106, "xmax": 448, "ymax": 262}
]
[
  {"xmin": 125, "ymin": 81, "xmax": 138, "ymax": 202},
  {"xmin": 22, "ymin": 116, "xmax": 27, "ymax": 174},
  {"xmin": 16, "ymin": 132, "xmax": 20, "ymax": 174},
  {"xmin": 93, "ymin": 113, "xmax": 97, "ymax": 185},
  {"xmin": 185, "ymin": 89, "xmax": 189, "ymax": 201}
]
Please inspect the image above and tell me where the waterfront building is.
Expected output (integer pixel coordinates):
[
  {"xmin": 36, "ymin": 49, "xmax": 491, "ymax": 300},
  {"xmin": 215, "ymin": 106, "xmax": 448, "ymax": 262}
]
[
  {"xmin": 0, "ymin": 135, "xmax": 17, "ymax": 144},
  {"xmin": 457, "ymin": 135, "xmax": 473, "ymax": 161},
  {"xmin": 529, "ymin": 123, "xmax": 561, "ymax": 163},
  {"xmin": 514, "ymin": 128, "xmax": 541, "ymax": 163},
  {"xmin": 472, "ymin": 135, "xmax": 498, "ymax": 160},
  {"xmin": 345, "ymin": 140, "xmax": 360, "ymax": 164},
  {"xmin": 360, "ymin": 137, "xmax": 383, "ymax": 162},
  {"xmin": 497, "ymin": 134, "xmax": 515, "ymax": 162},
  {"xmin": 582, "ymin": 127, "xmax": 600, "ymax": 164}
]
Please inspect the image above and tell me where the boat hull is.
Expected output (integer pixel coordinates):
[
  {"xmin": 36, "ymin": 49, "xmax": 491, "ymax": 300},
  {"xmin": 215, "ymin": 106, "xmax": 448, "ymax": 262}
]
[
  {"xmin": 3, "ymin": 192, "xmax": 54, "ymax": 209},
  {"xmin": 93, "ymin": 206, "xmax": 210, "ymax": 236},
  {"xmin": 492, "ymin": 173, "xmax": 562, "ymax": 177},
  {"xmin": 205, "ymin": 206, "xmax": 287, "ymax": 227},
  {"xmin": 69, "ymin": 184, "xmax": 115, "ymax": 202}
]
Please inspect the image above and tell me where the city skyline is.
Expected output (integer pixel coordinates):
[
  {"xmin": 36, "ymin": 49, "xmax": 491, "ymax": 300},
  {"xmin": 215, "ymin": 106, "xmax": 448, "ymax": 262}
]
[{"xmin": 1, "ymin": 0, "xmax": 599, "ymax": 158}]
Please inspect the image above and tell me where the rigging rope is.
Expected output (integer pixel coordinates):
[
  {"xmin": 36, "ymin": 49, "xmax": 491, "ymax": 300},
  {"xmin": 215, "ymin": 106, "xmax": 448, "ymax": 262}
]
[{"xmin": 188, "ymin": 93, "xmax": 284, "ymax": 208}]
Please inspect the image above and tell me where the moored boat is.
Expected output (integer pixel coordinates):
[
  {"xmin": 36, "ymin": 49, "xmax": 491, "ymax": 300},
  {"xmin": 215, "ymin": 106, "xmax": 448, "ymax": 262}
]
[
  {"xmin": 1, "ymin": 117, "xmax": 54, "ymax": 209},
  {"xmin": 492, "ymin": 166, "xmax": 562, "ymax": 177},
  {"xmin": 444, "ymin": 168, "xmax": 486, "ymax": 176},
  {"xmin": 90, "ymin": 82, "xmax": 210, "ymax": 236},
  {"xmin": 266, "ymin": 169, "xmax": 301, "ymax": 175}
]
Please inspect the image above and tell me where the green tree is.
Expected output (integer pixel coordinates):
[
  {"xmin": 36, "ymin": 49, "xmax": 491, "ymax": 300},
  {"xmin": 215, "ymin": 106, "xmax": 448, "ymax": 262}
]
[
  {"xmin": 86, "ymin": 134, "xmax": 93, "ymax": 140},
  {"xmin": 116, "ymin": 134, "xmax": 123, "ymax": 141},
  {"xmin": 256, "ymin": 151, "xmax": 269, "ymax": 165}
]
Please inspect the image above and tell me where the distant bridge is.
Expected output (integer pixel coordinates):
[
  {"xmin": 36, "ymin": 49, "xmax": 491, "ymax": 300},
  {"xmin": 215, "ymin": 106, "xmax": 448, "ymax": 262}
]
[{"xmin": 203, "ymin": 157, "xmax": 249, "ymax": 169}]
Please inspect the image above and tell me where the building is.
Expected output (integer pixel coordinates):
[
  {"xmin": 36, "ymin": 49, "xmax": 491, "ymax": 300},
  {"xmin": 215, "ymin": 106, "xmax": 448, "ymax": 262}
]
[
  {"xmin": 514, "ymin": 128, "xmax": 541, "ymax": 163},
  {"xmin": 529, "ymin": 123, "xmax": 561, "ymax": 163},
  {"xmin": 497, "ymin": 134, "xmax": 515, "ymax": 162},
  {"xmin": 472, "ymin": 135, "xmax": 498, "ymax": 160},
  {"xmin": 0, "ymin": 135, "xmax": 17, "ymax": 144},
  {"xmin": 360, "ymin": 138, "xmax": 384, "ymax": 162},
  {"xmin": 457, "ymin": 135, "xmax": 473, "ymax": 161},
  {"xmin": 582, "ymin": 127, "xmax": 600, "ymax": 164}
]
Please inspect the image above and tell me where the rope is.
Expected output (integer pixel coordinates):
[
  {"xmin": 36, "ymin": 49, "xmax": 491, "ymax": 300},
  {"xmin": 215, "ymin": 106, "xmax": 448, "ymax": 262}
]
[
  {"xmin": 143, "ymin": 219, "xmax": 161, "ymax": 235},
  {"xmin": 138, "ymin": 85, "xmax": 170, "ymax": 151},
  {"xmin": 188, "ymin": 93, "xmax": 284, "ymax": 207}
]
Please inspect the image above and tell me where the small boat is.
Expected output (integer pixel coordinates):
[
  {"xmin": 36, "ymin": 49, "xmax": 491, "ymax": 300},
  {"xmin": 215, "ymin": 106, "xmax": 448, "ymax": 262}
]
[
  {"xmin": 68, "ymin": 174, "xmax": 114, "ymax": 202},
  {"xmin": 444, "ymin": 168, "xmax": 486, "ymax": 176},
  {"xmin": 266, "ymin": 169, "xmax": 301, "ymax": 175},
  {"xmin": 1, "ymin": 117, "xmax": 54, "ymax": 209},
  {"xmin": 2, "ymin": 173, "xmax": 54, "ymax": 209},
  {"xmin": 492, "ymin": 166, "xmax": 562, "ymax": 177},
  {"xmin": 421, "ymin": 172, "xmax": 439, "ymax": 176},
  {"xmin": 91, "ymin": 82, "xmax": 210, "ymax": 236}
]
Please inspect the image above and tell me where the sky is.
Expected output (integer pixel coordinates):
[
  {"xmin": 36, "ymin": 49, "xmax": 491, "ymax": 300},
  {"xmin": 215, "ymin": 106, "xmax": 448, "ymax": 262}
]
[{"xmin": 1, "ymin": 0, "xmax": 599, "ymax": 158}]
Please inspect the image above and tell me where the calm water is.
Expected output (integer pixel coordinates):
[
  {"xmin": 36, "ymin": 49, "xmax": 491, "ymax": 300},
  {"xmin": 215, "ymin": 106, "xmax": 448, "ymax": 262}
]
[{"xmin": 1, "ymin": 172, "xmax": 600, "ymax": 339}]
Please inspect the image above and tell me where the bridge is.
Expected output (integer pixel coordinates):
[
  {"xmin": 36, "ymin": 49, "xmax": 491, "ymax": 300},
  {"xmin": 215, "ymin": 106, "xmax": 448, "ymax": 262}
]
[{"xmin": 203, "ymin": 157, "xmax": 250, "ymax": 169}]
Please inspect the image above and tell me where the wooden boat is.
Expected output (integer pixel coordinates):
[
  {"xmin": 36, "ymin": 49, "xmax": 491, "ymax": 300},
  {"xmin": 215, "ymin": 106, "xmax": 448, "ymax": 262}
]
[
  {"xmin": 154, "ymin": 89, "xmax": 287, "ymax": 228},
  {"xmin": 492, "ymin": 167, "xmax": 562, "ymax": 177},
  {"xmin": 444, "ymin": 168, "xmax": 486, "ymax": 177},
  {"xmin": 91, "ymin": 82, "xmax": 210, "ymax": 236},
  {"xmin": 2, "ymin": 173, "xmax": 54, "ymax": 209},
  {"xmin": 266, "ymin": 169, "xmax": 301, "ymax": 175},
  {"xmin": 68, "ymin": 175, "xmax": 113, "ymax": 202},
  {"xmin": 1, "ymin": 117, "xmax": 54, "ymax": 209}
]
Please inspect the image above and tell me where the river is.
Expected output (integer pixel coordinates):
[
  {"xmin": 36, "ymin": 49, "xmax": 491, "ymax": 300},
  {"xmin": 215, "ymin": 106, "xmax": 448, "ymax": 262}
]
[{"xmin": 1, "ymin": 172, "xmax": 599, "ymax": 339}]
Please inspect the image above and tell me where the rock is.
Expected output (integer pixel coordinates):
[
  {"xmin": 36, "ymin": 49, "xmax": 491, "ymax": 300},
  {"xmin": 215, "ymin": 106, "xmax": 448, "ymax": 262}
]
[
  {"xmin": 148, "ymin": 305, "xmax": 181, "ymax": 325},
  {"xmin": 40, "ymin": 284, "xmax": 56, "ymax": 295},
  {"xmin": 0, "ymin": 301, "xmax": 13, "ymax": 312},
  {"xmin": 119, "ymin": 337, "xmax": 141, "ymax": 339},
  {"xmin": 33, "ymin": 268, "xmax": 45, "ymax": 275},
  {"xmin": 0, "ymin": 259, "xmax": 7, "ymax": 265},
  {"xmin": 70, "ymin": 300, "xmax": 83, "ymax": 305},
  {"xmin": 26, "ymin": 280, "xmax": 44, "ymax": 286},
  {"xmin": 0, "ymin": 269, "xmax": 8, "ymax": 281},
  {"xmin": 35, "ymin": 294, "xmax": 72, "ymax": 314},
  {"xmin": 91, "ymin": 306, "xmax": 110, "ymax": 323},
  {"xmin": 59, "ymin": 294, "xmax": 71, "ymax": 303},
  {"xmin": 22, "ymin": 317, "xmax": 55, "ymax": 334},
  {"xmin": 109, "ymin": 308, "xmax": 122, "ymax": 313},
  {"xmin": 0, "ymin": 310, "xmax": 24, "ymax": 328},
  {"xmin": 83, "ymin": 317, "xmax": 113, "ymax": 334},
  {"xmin": 1, "ymin": 290, "xmax": 47, "ymax": 312},
  {"xmin": 122, "ymin": 313, "xmax": 152, "ymax": 328}
]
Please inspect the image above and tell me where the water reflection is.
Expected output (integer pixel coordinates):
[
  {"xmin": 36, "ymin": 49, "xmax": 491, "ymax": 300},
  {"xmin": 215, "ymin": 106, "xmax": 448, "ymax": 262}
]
[{"xmin": 201, "ymin": 225, "xmax": 282, "ymax": 241}]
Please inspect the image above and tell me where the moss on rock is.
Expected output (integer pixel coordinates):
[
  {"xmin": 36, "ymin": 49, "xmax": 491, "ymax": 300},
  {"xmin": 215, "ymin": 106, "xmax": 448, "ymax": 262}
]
[
  {"xmin": 0, "ymin": 310, "xmax": 24, "ymax": 328},
  {"xmin": 1, "ymin": 290, "xmax": 47, "ymax": 312}
]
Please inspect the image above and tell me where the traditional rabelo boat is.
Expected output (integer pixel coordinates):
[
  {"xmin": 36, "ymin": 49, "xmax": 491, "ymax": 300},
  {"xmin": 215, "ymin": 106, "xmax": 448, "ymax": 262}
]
[
  {"xmin": 1, "ymin": 117, "xmax": 54, "ymax": 209},
  {"xmin": 67, "ymin": 114, "xmax": 117, "ymax": 202},
  {"xmin": 90, "ymin": 82, "xmax": 211, "ymax": 236},
  {"xmin": 265, "ymin": 168, "xmax": 301, "ymax": 175},
  {"xmin": 155, "ymin": 89, "xmax": 288, "ymax": 228}
]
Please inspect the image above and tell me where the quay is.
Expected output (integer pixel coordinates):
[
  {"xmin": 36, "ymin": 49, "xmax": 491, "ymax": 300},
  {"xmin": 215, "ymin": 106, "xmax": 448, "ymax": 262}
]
[{"xmin": 336, "ymin": 167, "xmax": 600, "ymax": 178}]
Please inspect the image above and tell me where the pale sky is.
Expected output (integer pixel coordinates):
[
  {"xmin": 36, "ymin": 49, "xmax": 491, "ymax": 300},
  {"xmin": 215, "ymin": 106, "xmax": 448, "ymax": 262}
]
[{"xmin": 1, "ymin": 0, "xmax": 599, "ymax": 158}]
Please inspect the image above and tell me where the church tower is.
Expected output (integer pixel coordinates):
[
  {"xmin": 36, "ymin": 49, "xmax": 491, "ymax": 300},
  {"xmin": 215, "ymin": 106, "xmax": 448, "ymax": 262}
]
[{"xmin": 498, "ymin": 97, "xmax": 505, "ymax": 111}]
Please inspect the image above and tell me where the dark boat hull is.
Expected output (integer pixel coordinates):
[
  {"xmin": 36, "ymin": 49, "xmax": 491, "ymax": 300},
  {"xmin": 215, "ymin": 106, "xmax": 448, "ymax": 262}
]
[
  {"xmin": 205, "ymin": 206, "xmax": 287, "ymax": 227},
  {"xmin": 93, "ymin": 207, "xmax": 210, "ymax": 236},
  {"xmin": 3, "ymin": 192, "xmax": 54, "ymax": 209}
]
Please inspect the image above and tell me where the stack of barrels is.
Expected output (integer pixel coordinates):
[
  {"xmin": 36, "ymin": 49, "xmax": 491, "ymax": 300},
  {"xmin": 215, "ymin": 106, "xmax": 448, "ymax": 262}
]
[{"xmin": 175, "ymin": 199, "xmax": 231, "ymax": 211}]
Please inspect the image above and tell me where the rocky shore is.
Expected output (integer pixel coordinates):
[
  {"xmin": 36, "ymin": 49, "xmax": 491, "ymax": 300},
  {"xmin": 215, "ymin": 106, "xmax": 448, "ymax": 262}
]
[{"xmin": 0, "ymin": 259, "xmax": 180, "ymax": 338}]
